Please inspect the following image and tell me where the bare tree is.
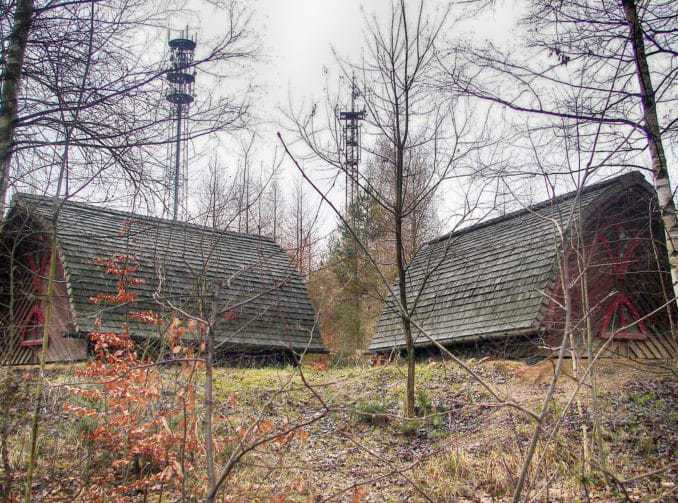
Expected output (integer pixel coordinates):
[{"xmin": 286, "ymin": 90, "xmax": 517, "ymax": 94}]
[
  {"xmin": 197, "ymin": 156, "xmax": 240, "ymax": 229},
  {"xmin": 0, "ymin": 2, "xmax": 257, "ymax": 501},
  {"xmin": 195, "ymin": 141, "xmax": 284, "ymax": 240},
  {"xmin": 443, "ymin": 21, "xmax": 678, "ymax": 491},
  {"xmin": 286, "ymin": 0, "xmax": 492, "ymax": 417},
  {"xmin": 0, "ymin": 0, "xmax": 33, "ymax": 217},
  {"xmin": 150, "ymin": 193, "xmax": 322, "ymax": 501},
  {"xmin": 282, "ymin": 175, "xmax": 318, "ymax": 278},
  {"xmin": 443, "ymin": 0, "xmax": 678, "ymax": 298},
  {"xmin": 0, "ymin": 0, "xmax": 256, "ymax": 218}
]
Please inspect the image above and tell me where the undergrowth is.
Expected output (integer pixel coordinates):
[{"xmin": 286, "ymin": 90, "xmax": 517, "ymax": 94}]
[{"xmin": 1, "ymin": 358, "xmax": 675, "ymax": 502}]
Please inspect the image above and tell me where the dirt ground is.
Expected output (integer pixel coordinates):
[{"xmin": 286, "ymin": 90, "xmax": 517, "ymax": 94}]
[{"xmin": 1, "ymin": 357, "xmax": 676, "ymax": 502}]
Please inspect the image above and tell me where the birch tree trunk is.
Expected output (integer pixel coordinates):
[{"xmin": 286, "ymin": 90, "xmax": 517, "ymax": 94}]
[
  {"xmin": 0, "ymin": 0, "xmax": 34, "ymax": 218},
  {"xmin": 621, "ymin": 0, "xmax": 678, "ymax": 302}
]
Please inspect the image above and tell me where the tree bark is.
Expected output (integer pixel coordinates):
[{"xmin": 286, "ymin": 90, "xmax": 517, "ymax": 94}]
[
  {"xmin": 0, "ymin": 0, "xmax": 34, "ymax": 218},
  {"xmin": 204, "ymin": 325, "xmax": 216, "ymax": 494},
  {"xmin": 395, "ymin": 144, "xmax": 415, "ymax": 418},
  {"xmin": 1, "ymin": 370, "xmax": 18, "ymax": 503},
  {"xmin": 24, "ymin": 236, "xmax": 58, "ymax": 503},
  {"xmin": 622, "ymin": 0, "xmax": 678, "ymax": 303}
]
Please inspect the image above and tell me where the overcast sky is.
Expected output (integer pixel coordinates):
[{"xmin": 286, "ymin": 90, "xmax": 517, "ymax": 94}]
[
  {"xmin": 162, "ymin": 0, "xmax": 677, "ymax": 240},
  {"xmin": 178, "ymin": 0, "xmax": 527, "ymax": 232},
  {"xmin": 250, "ymin": 0, "xmax": 522, "ymax": 120}
]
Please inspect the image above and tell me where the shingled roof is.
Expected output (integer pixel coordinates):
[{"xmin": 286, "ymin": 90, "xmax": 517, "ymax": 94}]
[
  {"xmin": 370, "ymin": 171, "xmax": 656, "ymax": 352},
  {"xmin": 6, "ymin": 193, "xmax": 325, "ymax": 353}
]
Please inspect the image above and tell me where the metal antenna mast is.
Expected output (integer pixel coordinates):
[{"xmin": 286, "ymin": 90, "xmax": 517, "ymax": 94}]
[
  {"xmin": 337, "ymin": 74, "xmax": 366, "ymax": 217},
  {"xmin": 336, "ymin": 74, "xmax": 367, "ymax": 350},
  {"xmin": 165, "ymin": 27, "xmax": 196, "ymax": 221}
]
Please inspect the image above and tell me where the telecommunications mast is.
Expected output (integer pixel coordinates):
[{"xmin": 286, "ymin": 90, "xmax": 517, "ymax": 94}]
[
  {"xmin": 165, "ymin": 27, "xmax": 196, "ymax": 221},
  {"xmin": 337, "ymin": 74, "xmax": 366, "ymax": 217}
]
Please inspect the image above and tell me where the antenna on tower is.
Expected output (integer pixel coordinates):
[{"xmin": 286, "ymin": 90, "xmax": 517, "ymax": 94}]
[
  {"xmin": 165, "ymin": 26, "xmax": 196, "ymax": 221},
  {"xmin": 337, "ymin": 74, "xmax": 366, "ymax": 217},
  {"xmin": 336, "ymin": 74, "xmax": 367, "ymax": 348}
]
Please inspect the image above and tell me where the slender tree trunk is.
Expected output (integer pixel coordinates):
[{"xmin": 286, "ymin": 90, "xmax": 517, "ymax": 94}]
[
  {"xmin": 257, "ymin": 169, "xmax": 262, "ymax": 235},
  {"xmin": 622, "ymin": 0, "xmax": 678, "ymax": 303},
  {"xmin": 7, "ymin": 244, "xmax": 17, "ymax": 363},
  {"xmin": 301, "ymin": 191, "xmax": 305, "ymax": 275},
  {"xmin": 0, "ymin": 0, "xmax": 34, "ymax": 218},
  {"xmin": 22, "ymin": 7, "xmax": 94, "ymax": 490},
  {"xmin": 24, "ymin": 238, "xmax": 58, "ymax": 503},
  {"xmin": 1, "ymin": 369, "xmax": 18, "ymax": 503},
  {"xmin": 395, "ymin": 146, "xmax": 415, "ymax": 418},
  {"xmin": 244, "ymin": 162, "xmax": 250, "ymax": 233},
  {"xmin": 204, "ymin": 325, "xmax": 215, "ymax": 493},
  {"xmin": 513, "ymin": 248, "xmax": 574, "ymax": 502},
  {"xmin": 580, "ymin": 251, "xmax": 601, "ymax": 469},
  {"xmin": 272, "ymin": 184, "xmax": 278, "ymax": 242},
  {"xmin": 397, "ymin": 0, "xmax": 416, "ymax": 418}
]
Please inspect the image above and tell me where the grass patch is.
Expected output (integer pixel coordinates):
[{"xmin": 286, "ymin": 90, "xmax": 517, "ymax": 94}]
[
  {"xmin": 1, "ymin": 359, "xmax": 675, "ymax": 502},
  {"xmin": 353, "ymin": 398, "xmax": 393, "ymax": 426},
  {"xmin": 397, "ymin": 417, "xmax": 422, "ymax": 436}
]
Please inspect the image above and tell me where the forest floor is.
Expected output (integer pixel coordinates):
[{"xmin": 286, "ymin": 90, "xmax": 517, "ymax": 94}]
[{"xmin": 2, "ymin": 357, "xmax": 677, "ymax": 502}]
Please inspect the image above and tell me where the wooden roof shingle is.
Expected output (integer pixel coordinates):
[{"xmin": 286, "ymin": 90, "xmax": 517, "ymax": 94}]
[
  {"xmin": 8, "ymin": 194, "xmax": 325, "ymax": 353},
  {"xmin": 370, "ymin": 172, "xmax": 655, "ymax": 352}
]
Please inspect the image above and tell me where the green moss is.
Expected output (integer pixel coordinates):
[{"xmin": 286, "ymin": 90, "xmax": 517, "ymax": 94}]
[
  {"xmin": 629, "ymin": 391, "xmax": 656, "ymax": 407},
  {"xmin": 353, "ymin": 398, "xmax": 393, "ymax": 426},
  {"xmin": 398, "ymin": 418, "xmax": 422, "ymax": 436}
]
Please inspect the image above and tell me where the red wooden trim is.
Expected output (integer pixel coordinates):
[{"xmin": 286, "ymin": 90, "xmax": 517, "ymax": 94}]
[
  {"xmin": 20, "ymin": 339, "xmax": 43, "ymax": 348},
  {"xmin": 19, "ymin": 247, "xmax": 53, "ymax": 348},
  {"xmin": 597, "ymin": 293, "xmax": 648, "ymax": 340},
  {"xmin": 20, "ymin": 305, "xmax": 45, "ymax": 348},
  {"xmin": 593, "ymin": 225, "xmax": 645, "ymax": 278},
  {"xmin": 597, "ymin": 331, "xmax": 647, "ymax": 341},
  {"xmin": 25, "ymin": 250, "xmax": 50, "ymax": 294}
]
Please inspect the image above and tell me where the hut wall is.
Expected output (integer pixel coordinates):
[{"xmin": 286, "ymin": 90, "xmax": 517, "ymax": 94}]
[
  {"xmin": 43, "ymin": 260, "xmax": 87, "ymax": 363},
  {"xmin": 541, "ymin": 189, "xmax": 677, "ymax": 359},
  {"xmin": 0, "ymin": 247, "xmax": 86, "ymax": 365}
]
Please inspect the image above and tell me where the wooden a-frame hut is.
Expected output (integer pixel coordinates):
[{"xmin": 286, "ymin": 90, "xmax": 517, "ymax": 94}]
[
  {"xmin": 371, "ymin": 172, "xmax": 677, "ymax": 359},
  {"xmin": 0, "ymin": 194, "xmax": 324, "ymax": 365}
]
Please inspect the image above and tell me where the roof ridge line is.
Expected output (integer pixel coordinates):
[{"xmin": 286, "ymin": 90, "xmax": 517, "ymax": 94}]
[
  {"xmin": 11, "ymin": 192, "xmax": 276, "ymax": 243},
  {"xmin": 429, "ymin": 171, "xmax": 648, "ymax": 245}
]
